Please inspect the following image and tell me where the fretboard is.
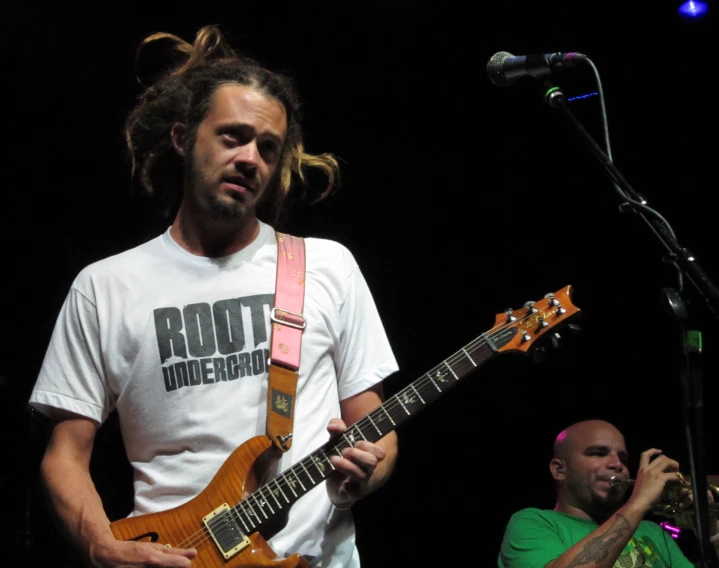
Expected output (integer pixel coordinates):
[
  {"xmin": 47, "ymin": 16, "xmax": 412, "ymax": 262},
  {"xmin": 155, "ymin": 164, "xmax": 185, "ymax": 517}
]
[{"xmin": 226, "ymin": 325, "xmax": 517, "ymax": 534}]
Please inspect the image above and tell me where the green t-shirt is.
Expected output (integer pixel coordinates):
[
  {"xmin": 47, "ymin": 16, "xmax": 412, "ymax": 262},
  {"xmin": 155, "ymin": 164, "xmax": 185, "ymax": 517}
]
[{"xmin": 498, "ymin": 508, "xmax": 694, "ymax": 568}]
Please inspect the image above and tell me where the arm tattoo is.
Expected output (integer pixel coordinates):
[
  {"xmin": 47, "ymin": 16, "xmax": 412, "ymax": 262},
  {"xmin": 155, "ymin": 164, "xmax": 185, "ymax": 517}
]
[{"xmin": 566, "ymin": 513, "xmax": 632, "ymax": 567}]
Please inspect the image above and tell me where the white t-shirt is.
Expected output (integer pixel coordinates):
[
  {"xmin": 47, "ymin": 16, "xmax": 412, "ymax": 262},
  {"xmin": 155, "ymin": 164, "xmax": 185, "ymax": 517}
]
[{"xmin": 29, "ymin": 220, "xmax": 399, "ymax": 567}]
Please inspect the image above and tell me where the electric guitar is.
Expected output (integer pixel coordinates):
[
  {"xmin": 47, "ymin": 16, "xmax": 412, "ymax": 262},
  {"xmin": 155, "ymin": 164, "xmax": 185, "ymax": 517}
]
[{"xmin": 110, "ymin": 284, "xmax": 581, "ymax": 567}]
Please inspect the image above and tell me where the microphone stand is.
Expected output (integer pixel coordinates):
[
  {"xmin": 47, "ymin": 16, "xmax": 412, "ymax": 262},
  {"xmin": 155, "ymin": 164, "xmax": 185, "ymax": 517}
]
[{"xmin": 538, "ymin": 79, "xmax": 719, "ymax": 567}]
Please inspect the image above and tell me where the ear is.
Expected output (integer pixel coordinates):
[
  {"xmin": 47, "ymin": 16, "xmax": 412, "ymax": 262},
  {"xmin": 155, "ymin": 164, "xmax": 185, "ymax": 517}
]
[
  {"xmin": 550, "ymin": 458, "xmax": 565, "ymax": 481},
  {"xmin": 170, "ymin": 122, "xmax": 187, "ymax": 157}
]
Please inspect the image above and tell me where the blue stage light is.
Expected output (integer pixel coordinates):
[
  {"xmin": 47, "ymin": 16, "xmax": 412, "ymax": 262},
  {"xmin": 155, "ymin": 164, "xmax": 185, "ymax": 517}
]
[{"xmin": 678, "ymin": 0, "xmax": 709, "ymax": 20}]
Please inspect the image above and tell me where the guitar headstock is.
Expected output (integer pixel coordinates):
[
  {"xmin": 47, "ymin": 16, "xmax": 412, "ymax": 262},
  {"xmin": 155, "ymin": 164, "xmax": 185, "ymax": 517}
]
[{"xmin": 490, "ymin": 285, "xmax": 580, "ymax": 355}]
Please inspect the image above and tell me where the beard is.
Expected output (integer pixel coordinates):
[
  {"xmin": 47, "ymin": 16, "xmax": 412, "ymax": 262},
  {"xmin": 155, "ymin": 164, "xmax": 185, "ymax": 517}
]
[
  {"xmin": 205, "ymin": 192, "xmax": 249, "ymax": 221},
  {"xmin": 567, "ymin": 476, "xmax": 628, "ymax": 522},
  {"xmin": 589, "ymin": 487, "xmax": 627, "ymax": 520},
  {"xmin": 184, "ymin": 152, "xmax": 254, "ymax": 222}
]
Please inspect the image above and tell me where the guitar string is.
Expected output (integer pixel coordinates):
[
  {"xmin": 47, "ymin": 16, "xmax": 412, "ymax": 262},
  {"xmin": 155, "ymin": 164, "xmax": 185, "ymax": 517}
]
[
  {"xmin": 172, "ymin": 297, "xmax": 571, "ymax": 551},
  {"xmin": 169, "ymin": 298, "xmax": 572, "ymax": 551},
  {"xmin": 171, "ymin": 298, "xmax": 570, "ymax": 551}
]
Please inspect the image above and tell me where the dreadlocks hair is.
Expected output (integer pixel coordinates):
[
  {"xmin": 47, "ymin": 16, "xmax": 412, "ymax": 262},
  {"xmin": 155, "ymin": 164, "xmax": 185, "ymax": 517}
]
[{"xmin": 124, "ymin": 24, "xmax": 340, "ymax": 226}]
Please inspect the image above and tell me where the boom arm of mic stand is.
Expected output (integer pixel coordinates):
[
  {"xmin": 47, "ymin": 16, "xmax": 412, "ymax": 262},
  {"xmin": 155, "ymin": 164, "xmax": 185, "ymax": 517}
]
[
  {"xmin": 539, "ymin": 80, "xmax": 718, "ymax": 567},
  {"xmin": 540, "ymin": 81, "xmax": 719, "ymax": 322}
]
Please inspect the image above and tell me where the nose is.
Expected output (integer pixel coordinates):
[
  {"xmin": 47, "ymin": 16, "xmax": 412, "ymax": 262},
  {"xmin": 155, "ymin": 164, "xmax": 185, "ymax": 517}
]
[
  {"xmin": 233, "ymin": 142, "xmax": 259, "ymax": 176},
  {"xmin": 606, "ymin": 453, "xmax": 625, "ymax": 472}
]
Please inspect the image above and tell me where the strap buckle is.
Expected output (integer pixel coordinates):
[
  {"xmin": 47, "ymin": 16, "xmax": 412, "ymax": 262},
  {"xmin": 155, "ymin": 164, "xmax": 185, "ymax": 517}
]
[{"xmin": 271, "ymin": 307, "xmax": 306, "ymax": 330}]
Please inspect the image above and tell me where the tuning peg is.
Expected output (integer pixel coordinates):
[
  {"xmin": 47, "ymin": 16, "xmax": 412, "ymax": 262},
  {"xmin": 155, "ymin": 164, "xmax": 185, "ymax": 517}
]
[
  {"xmin": 544, "ymin": 292, "xmax": 560, "ymax": 307},
  {"xmin": 533, "ymin": 346, "xmax": 546, "ymax": 362},
  {"xmin": 568, "ymin": 324, "xmax": 581, "ymax": 334}
]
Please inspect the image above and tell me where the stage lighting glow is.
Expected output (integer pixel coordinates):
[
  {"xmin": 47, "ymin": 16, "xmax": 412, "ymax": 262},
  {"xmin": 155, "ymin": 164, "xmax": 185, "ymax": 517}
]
[
  {"xmin": 678, "ymin": 0, "xmax": 709, "ymax": 20},
  {"xmin": 660, "ymin": 521, "xmax": 681, "ymax": 538},
  {"xmin": 567, "ymin": 92, "xmax": 598, "ymax": 102}
]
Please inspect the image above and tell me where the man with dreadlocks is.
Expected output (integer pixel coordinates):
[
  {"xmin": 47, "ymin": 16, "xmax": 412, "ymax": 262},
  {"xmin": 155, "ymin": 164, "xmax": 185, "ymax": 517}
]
[{"xmin": 29, "ymin": 25, "xmax": 399, "ymax": 567}]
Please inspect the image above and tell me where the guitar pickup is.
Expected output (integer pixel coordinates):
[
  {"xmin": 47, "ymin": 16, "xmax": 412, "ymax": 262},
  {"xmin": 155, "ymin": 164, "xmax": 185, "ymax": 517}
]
[{"xmin": 203, "ymin": 503, "xmax": 250, "ymax": 560}]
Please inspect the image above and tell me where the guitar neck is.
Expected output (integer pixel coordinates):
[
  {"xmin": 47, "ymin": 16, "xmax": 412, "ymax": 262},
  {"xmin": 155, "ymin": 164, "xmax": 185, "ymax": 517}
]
[
  {"xmin": 231, "ymin": 327, "xmax": 514, "ymax": 529},
  {"xmin": 350, "ymin": 331, "xmax": 502, "ymax": 442}
]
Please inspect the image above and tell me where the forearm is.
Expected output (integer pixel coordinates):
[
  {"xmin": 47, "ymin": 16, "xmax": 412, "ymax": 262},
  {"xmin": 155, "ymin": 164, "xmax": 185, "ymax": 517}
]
[
  {"xmin": 41, "ymin": 451, "xmax": 115, "ymax": 563},
  {"xmin": 549, "ymin": 503, "xmax": 645, "ymax": 568}
]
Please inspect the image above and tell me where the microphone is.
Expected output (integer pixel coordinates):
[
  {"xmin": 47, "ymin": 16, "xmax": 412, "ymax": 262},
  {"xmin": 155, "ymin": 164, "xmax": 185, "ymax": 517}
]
[{"xmin": 486, "ymin": 51, "xmax": 587, "ymax": 87}]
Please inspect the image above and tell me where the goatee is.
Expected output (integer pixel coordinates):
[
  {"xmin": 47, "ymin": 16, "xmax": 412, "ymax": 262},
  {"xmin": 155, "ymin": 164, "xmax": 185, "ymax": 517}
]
[
  {"xmin": 206, "ymin": 194, "xmax": 247, "ymax": 221},
  {"xmin": 590, "ymin": 491, "xmax": 626, "ymax": 522}
]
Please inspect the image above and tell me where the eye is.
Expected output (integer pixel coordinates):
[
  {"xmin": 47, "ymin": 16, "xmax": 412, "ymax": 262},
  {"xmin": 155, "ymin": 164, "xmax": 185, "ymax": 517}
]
[
  {"xmin": 220, "ymin": 127, "xmax": 251, "ymax": 146},
  {"xmin": 221, "ymin": 131, "xmax": 242, "ymax": 146},
  {"xmin": 259, "ymin": 140, "xmax": 281, "ymax": 162}
]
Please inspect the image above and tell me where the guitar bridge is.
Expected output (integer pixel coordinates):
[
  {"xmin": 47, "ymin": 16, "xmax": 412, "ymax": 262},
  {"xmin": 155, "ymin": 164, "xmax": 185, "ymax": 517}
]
[{"xmin": 203, "ymin": 503, "xmax": 250, "ymax": 559}]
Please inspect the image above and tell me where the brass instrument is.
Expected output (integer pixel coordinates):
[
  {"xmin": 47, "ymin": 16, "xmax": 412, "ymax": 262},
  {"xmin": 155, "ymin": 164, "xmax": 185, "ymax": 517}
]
[{"xmin": 609, "ymin": 473, "xmax": 719, "ymax": 530}]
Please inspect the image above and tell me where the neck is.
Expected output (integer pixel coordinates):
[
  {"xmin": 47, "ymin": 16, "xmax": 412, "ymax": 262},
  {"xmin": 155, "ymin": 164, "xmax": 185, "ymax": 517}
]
[
  {"xmin": 554, "ymin": 501, "xmax": 592, "ymax": 520},
  {"xmin": 170, "ymin": 205, "xmax": 261, "ymax": 258},
  {"xmin": 554, "ymin": 500, "xmax": 614, "ymax": 524}
]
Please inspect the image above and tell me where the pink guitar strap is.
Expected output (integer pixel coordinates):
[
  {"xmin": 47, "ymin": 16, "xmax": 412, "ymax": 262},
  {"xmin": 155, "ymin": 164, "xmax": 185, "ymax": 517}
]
[{"xmin": 266, "ymin": 231, "xmax": 306, "ymax": 452}]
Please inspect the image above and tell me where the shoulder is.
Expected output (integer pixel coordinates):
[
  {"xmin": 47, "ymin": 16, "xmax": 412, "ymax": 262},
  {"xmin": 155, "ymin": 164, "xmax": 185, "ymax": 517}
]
[
  {"xmin": 506, "ymin": 508, "xmax": 554, "ymax": 528},
  {"xmin": 302, "ymin": 235, "xmax": 359, "ymax": 278},
  {"xmin": 509, "ymin": 508, "xmax": 552, "ymax": 521},
  {"xmin": 506, "ymin": 508, "xmax": 588, "ymax": 532},
  {"xmin": 304, "ymin": 235, "xmax": 355, "ymax": 261},
  {"xmin": 71, "ymin": 235, "xmax": 163, "ymax": 296}
]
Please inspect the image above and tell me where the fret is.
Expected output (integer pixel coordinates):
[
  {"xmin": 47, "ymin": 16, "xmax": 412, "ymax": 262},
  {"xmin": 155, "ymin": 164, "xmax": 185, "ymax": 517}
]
[
  {"xmin": 290, "ymin": 469, "xmax": 307, "ymax": 492},
  {"xmin": 321, "ymin": 451, "xmax": 336, "ymax": 471},
  {"xmin": 428, "ymin": 373, "xmax": 442, "ymax": 392},
  {"xmin": 244, "ymin": 499, "xmax": 262, "ymax": 523},
  {"xmin": 267, "ymin": 483, "xmax": 283, "ymax": 509},
  {"xmin": 250, "ymin": 494, "xmax": 268, "ymax": 519},
  {"xmin": 299, "ymin": 461, "xmax": 316, "ymax": 486},
  {"xmin": 273, "ymin": 477, "xmax": 291, "ymax": 502},
  {"xmin": 431, "ymin": 369, "xmax": 450, "ymax": 390},
  {"xmin": 354, "ymin": 426, "xmax": 367, "ymax": 441},
  {"xmin": 233, "ymin": 505, "xmax": 252, "ymax": 532},
  {"xmin": 282, "ymin": 474, "xmax": 299, "ymax": 498},
  {"xmin": 310, "ymin": 453, "xmax": 329, "ymax": 477},
  {"xmin": 367, "ymin": 414, "xmax": 383, "ymax": 436},
  {"xmin": 237, "ymin": 502, "xmax": 257, "ymax": 530},
  {"xmin": 396, "ymin": 396, "xmax": 411, "ymax": 415},
  {"xmin": 255, "ymin": 491, "xmax": 274, "ymax": 519},
  {"xmin": 381, "ymin": 405, "xmax": 396, "ymax": 426},
  {"xmin": 256, "ymin": 489, "xmax": 274, "ymax": 515},
  {"xmin": 398, "ymin": 389, "xmax": 421, "ymax": 414},
  {"xmin": 462, "ymin": 347, "xmax": 477, "ymax": 366},
  {"xmin": 444, "ymin": 360, "xmax": 459, "ymax": 380},
  {"xmin": 410, "ymin": 384, "xmax": 425, "ymax": 405}
]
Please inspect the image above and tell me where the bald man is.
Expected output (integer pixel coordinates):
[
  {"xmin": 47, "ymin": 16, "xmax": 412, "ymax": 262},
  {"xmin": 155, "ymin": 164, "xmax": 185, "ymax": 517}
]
[{"xmin": 498, "ymin": 419, "xmax": 719, "ymax": 567}]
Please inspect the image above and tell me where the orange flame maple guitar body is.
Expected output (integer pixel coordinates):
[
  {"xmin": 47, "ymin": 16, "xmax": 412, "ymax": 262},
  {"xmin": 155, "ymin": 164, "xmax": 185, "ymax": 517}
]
[{"xmin": 111, "ymin": 435, "xmax": 309, "ymax": 567}]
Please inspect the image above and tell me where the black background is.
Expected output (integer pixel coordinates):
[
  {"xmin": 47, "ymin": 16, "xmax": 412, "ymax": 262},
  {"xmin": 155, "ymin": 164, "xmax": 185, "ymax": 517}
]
[{"xmin": 2, "ymin": 1, "xmax": 718, "ymax": 566}]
